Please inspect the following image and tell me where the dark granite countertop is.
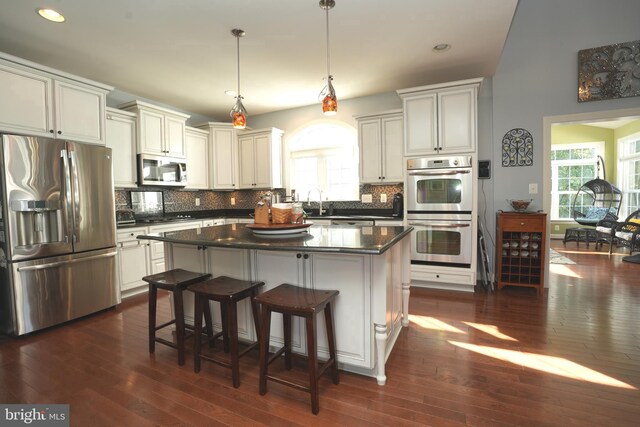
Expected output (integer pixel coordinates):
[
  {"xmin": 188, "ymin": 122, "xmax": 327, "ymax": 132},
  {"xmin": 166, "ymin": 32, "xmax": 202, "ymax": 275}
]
[
  {"xmin": 137, "ymin": 223, "xmax": 412, "ymax": 255},
  {"xmin": 118, "ymin": 209, "xmax": 402, "ymax": 229}
]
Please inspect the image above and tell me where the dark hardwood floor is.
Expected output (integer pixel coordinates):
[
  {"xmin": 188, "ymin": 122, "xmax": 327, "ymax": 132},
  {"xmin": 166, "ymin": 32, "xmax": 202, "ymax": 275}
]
[{"xmin": 1, "ymin": 240, "xmax": 639, "ymax": 426}]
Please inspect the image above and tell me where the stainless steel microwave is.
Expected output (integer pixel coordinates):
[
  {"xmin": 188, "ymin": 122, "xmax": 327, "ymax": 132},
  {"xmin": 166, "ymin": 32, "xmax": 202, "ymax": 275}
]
[{"xmin": 137, "ymin": 154, "xmax": 187, "ymax": 187}]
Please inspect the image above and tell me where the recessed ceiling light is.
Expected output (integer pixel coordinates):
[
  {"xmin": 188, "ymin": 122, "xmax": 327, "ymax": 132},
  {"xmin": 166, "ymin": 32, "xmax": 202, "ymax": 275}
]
[
  {"xmin": 225, "ymin": 90, "xmax": 237, "ymax": 96},
  {"xmin": 37, "ymin": 8, "xmax": 65, "ymax": 23},
  {"xmin": 432, "ymin": 43, "xmax": 451, "ymax": 53}
]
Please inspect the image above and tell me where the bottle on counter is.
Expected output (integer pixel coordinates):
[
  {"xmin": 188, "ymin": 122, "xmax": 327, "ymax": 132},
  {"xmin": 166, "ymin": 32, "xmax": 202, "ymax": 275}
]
[{"xmin": 291, "ymin": 202, "xmax": 304, "ymax": 224}]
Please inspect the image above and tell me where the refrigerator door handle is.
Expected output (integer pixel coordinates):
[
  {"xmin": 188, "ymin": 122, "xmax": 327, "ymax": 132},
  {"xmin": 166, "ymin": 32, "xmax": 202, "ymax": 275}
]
[
  {"xmin": 69, "ymin": 149, "xmax": 81, "ymax": 245},
  {"xmin": 16, "ymin": 251, "xmax": 117, "ymax": 272},
  {"xmin": 61, "ymin": 148, "xmax": 74, "ymax": 244}
]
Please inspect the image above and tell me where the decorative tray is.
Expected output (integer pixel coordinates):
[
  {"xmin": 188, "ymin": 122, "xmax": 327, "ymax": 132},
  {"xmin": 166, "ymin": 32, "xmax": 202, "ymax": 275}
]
[{"xmin": 245, "ymin": 222, "xmax": 312, "ymax": 235}]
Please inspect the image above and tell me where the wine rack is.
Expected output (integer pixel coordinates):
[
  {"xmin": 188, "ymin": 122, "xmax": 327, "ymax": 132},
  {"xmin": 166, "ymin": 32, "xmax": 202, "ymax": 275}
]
[{"xmin": 496, "ymin": 212, "xmax": 547, "ymax": 295}]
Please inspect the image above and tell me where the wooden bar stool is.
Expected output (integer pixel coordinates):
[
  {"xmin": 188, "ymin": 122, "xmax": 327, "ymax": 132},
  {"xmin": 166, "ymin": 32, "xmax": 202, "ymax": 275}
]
[
  {"xmin": 188, "ymin": 276, "xmax": 264, "ymax": 388},
  {"xmin": 143, "ymin": 269, "xmax": 212, "ymax": 366},
  {"xmin": 255, "ymin": 283, "xmax": 339, "ymax": 415}
]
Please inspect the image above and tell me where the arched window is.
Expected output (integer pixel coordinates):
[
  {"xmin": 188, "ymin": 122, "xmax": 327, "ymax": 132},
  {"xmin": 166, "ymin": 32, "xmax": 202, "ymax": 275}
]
[{"xmin": 287, "ymin": 122, "xmax": 359, "ymax": 201}]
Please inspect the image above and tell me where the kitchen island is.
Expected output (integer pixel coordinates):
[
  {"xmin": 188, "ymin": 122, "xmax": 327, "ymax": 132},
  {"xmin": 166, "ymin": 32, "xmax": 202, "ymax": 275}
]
[{"xmin": 138, "ymin": 223, "xmax": 412, "ymax": 385}]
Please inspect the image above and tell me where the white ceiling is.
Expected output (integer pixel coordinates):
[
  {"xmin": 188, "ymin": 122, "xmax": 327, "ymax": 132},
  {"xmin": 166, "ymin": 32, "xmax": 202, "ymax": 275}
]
[{"xmin": 0, "ymin": 0, "xmax": 518, "ymax": 120}]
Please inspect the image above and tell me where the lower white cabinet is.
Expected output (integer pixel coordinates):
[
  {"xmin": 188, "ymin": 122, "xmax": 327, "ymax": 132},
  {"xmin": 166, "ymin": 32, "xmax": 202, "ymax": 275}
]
[
  {"xmin": 253, "ymin": 250, "xmax": 373, "ymax": 368},
  {"xmin": 148, "ymin": 221, "xmax": 203, "ymax": 273},
  {"xmin": 166, "ymin": 243, "xmax": 255, "ymax": 340},
  {"xmin": 116, "ymin": 227, "xmax": 151, "ymax": 298},
  {"xmin": 164, "ymin": 236, "xmax": 410, "ymax": 383},
  {"xmin": 375, "ymin": 220, "xmax": 403, "ymax": 226},
  {"xmin": 202, "ymin": 218, "xmax": 225, "ymax": 227}
]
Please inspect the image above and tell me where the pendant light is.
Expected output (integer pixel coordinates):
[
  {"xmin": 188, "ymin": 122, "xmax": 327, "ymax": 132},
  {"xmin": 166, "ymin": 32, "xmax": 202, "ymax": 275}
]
[
  {"xmin": 230, "ymin": 28, "xmax": 247, "ymax": 129},
  {"xmin": 319, "ymin": 0, "xmax": 337, "ymax": 115}
]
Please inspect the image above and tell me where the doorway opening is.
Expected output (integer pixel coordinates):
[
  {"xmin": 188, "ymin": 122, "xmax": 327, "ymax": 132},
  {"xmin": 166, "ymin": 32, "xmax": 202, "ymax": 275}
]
[{"xmin": 543, "ymin": 107, "xmax": 640, "ymax": 269}]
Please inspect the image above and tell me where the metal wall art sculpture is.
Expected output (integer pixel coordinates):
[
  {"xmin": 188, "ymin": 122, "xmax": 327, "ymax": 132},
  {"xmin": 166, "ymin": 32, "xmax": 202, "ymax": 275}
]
[
  {"xmin": 502, "ymin": 128, "xmax": 533, "ymax": 167},
  {"xmin": 578, "ymin": 40, "xmax": 640, "ymax": 102}
]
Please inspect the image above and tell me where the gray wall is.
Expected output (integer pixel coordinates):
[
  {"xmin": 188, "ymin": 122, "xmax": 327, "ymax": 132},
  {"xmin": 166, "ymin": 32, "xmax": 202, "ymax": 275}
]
[{"xmin": 492, "ymin": 0, "xmax": 640, "ymax": 215}]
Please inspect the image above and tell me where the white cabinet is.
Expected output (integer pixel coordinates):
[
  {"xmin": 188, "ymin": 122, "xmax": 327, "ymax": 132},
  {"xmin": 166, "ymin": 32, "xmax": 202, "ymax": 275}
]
[
  {"xmin": 148, "ymin": 220, "xmax": 203, "ymax": 273},
  {"xmin": 253, "ymin": 250, "xmax": 372, "ymax": 368},
  {"xmin": 116, "ymin": 227, "xmax": 151, "ymax": 298},
  {"xmin": 185, "ymin": 127, "xmax": 210, "ymax": 189},
  {"xmin": 106, "ymin": 108, "xmax": 137, "ymax": 188},
  {"xmin": 0, "ymin": 54, "xmax": 111, "ymax": 144},
  {"xmin": 202, "ymin": 218, "xmax": 225, "ymax": 227},
  {"xmin": 356, "ymin": 111, "xmax": 403, "ymax": 184},
  {"xmin": 397, "ymin": 78, "xmax": 482, "ymax": 156},
  {"xmin": 119, "ymin": 100, "xmax": 189, "ymax": 157},
  {"xmin": 237, "ymin": 128, "xmax": 283, "ymax": 189},
  {"xmin": 197, "ymin": 122, "xmax": 238, "ymax": 190},
  {"xmin": 375, "ymin": 220, "xmax": 403, "ymax": 226}
]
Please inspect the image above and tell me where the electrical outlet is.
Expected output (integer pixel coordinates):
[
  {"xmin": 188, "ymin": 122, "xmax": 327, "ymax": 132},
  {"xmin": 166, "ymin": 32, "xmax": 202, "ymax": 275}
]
[
  {"xmin": 380, "ymin": 193, "xmax": 387, "ymax": 203},
  {"xmin": 361, "ymin": 194, "xmax": 373, "ymax": 203},
  {"xmin": 195, "ymin": 198, "xmax": 200, "ymax": 206},
  {"xmin": 554, "ymin": 225, "xmax": 559, "ymax": 231},
  {"xmin": 529, "ymin": 183, "xmax": 538, "ymax": 194},
  {"xmin": 231, "ymin": 197, "xmax": 236, "ymax": 206}
]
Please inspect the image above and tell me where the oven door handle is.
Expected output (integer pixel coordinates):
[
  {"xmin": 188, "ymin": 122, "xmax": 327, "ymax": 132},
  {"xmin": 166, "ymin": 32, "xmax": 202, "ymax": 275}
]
[
  {"xmin": 408, "ymin": 222, "xmax": 471, "ymax": 228},
  {"xmin": 408, "ymin": 170, "xmax": 471, "ymax": 176}
]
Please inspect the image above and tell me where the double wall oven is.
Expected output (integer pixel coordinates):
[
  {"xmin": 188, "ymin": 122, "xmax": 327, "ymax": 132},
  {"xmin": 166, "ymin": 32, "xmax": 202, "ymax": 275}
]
[{"xmin": 406, "ymin": 156, "xmax": 473, "ymax": 268}]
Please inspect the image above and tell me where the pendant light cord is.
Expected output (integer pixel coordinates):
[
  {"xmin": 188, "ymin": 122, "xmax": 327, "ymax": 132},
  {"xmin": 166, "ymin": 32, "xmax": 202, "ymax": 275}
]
[
  {"xmin": 325, "ymin": 4, "xmax": 331, "ymax": 78},
  {"xmin": 236, "ymin": 34, "xmax": 241, "ymax": 96}
]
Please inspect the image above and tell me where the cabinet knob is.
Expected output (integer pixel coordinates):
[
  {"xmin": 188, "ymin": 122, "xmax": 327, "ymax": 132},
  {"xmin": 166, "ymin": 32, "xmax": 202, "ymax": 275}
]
[
  {"xmin": 296, "ymin": 253, "xmax": 302, "ymax": 259},
  {"xmin": 433, "ymin": 147, "xmax": 437, "ymax": 151},
  {"xmin": 303, "ymin": 254, "xmax": 309, "ymax": 259},
  {"xmin": 520, "ymin": 222, "xmax": 525, "ymax": 226},
  {"xmin": 378, "ymin": 176, "xmax": 381, "ymax": 180},
  {"xmin": 50, "ymin": 129, "xmax": 54, "ymax": 134},
  {"xmin": 130, "ymin": 233, "xmax": 134, "ymax": 236},
  {"xmin": 57, "ymin": 130, "xmax": 62, "ymax": 135},
  {"xmin": 436, "ymin": 274, "xmax": 440, "ymax": 278}
]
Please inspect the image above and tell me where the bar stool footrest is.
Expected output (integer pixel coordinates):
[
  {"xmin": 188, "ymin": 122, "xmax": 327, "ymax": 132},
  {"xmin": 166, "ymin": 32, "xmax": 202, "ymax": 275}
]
[{"xmin": 155, "ymin": 319, "xmax": 176, "ymax": 331}]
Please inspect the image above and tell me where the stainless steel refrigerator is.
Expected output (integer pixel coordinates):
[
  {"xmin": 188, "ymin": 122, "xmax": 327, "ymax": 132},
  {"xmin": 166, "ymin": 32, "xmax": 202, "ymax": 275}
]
[{"xmin": 0, "ymin": 134, "xmax": 118, "ymax": 335}]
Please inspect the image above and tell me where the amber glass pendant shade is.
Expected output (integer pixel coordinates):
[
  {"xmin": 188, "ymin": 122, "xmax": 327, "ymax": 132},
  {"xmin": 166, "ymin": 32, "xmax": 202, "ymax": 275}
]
[
  {"xmin": 232, "ymin": 111, "xmax": 246, "ymax": 129},
  {"xmin": 230, "ymin": 96, "xmax": 247, "ymax": 129},
  {"xmin": 322, "ymin": 95, "xmax": 337, "ymax": 115}
]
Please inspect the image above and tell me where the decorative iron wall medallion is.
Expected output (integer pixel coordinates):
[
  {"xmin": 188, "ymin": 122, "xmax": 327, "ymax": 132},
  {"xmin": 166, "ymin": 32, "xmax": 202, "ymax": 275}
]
[
  {"xmin": 502, "ymin": 128, "xmax": 533, "ymax": 167},
  {"xmin": 578, "ymin": 40, "xmax": 640, "ymax": 102}
]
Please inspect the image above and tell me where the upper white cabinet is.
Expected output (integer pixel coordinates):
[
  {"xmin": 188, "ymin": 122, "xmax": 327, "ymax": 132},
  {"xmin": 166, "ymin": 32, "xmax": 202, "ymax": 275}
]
[
  {"xmin": 238, "ymin": 128, "xmax": 283, "ymax": 189},
  {"xmin": 106, "ymin": 108, "xmax": 137, "ymax": 188},
  {"xmin": 197, "ymin": 122, "xmax": 238, "ymax": 190},
  {"xmin": 0, "ymin": 53, "xmax": 112, "ymax": 145},
  {"xmin": 119, "ymin": 100, "xmax": 189, "ymax": 157},
  {"xmin": 185, "ymin": 126, "xmax": 210, "ymax": 189},
  {"xmin": 356, "ymin": 110, "xmax": 403, "ymax": 184},
  {"xmin": 397, "ymin": 78, "xmax": 482, "ymax": 156}
]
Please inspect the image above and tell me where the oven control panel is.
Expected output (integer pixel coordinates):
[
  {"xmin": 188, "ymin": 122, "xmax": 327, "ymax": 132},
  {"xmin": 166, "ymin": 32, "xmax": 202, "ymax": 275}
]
[{"xmin": 407, "ymin": 156, "xmax": 472, "ymax": 170}]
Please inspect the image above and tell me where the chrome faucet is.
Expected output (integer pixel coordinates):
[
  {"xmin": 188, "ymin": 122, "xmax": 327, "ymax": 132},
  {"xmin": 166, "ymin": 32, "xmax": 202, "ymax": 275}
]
[{"xmin": 307, "ymin": 188, "xmax": 324, "ymax": 216}]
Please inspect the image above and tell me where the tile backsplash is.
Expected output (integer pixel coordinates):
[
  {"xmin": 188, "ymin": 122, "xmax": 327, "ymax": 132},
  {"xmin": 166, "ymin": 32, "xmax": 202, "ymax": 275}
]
[{"xmin": 115, "ymin": 184, "xmax": 402, "ymax": 212}]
